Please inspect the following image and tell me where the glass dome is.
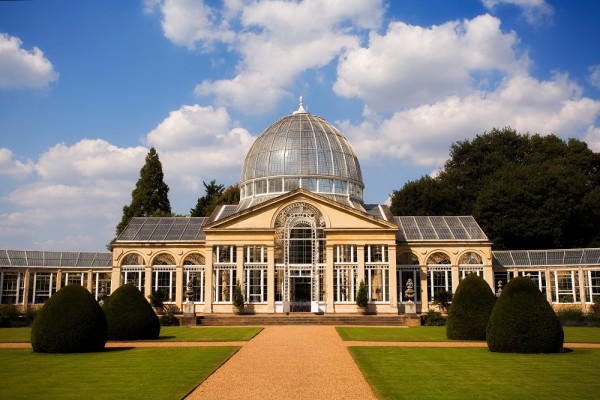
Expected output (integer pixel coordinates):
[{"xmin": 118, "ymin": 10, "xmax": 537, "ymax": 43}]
[{"xmin": 239, "ymin": 98, "xmax": 364, "ymax": 211}]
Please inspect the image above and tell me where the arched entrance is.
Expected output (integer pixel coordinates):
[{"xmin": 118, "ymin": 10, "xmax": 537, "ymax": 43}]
[{"xmin": 274, "ymin": 202, "xmax": 326, "ymax": 313}]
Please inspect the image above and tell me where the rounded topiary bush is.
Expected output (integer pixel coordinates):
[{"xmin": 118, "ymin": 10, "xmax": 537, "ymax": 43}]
[
  {"xmin": 486, "ymin": 276, "xmax": 563, "ymax": 353},
  {"xmin": 103, "ymin": 283, "xmax": 160, "ymax": 340},
  {"xmin": 31, "ymin": 284, "xmax": 107, "ymax": 353},
  {"xmin": 446, "ymin": 274, "xmax": 495, "ymax": 340}
]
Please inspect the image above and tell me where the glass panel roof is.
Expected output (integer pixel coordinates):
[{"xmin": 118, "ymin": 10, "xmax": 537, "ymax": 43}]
[
  {"xmin": 116, "ymin": 217, "xmax": 207, "ymax": 242},
  {"xmin": 395, "ymin": 216, "xmax": 488, "ymax": 241},
  {"xmin": 0, "ymin": 250, "xmax": 111, "ymax": 268},
  {"xmin": 493, "ymin": 249, "xmax": 600, "ymax": 267}
]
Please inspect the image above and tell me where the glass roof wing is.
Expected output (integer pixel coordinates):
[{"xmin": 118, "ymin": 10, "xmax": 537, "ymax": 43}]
[
  {"xmin": 446, "ymin": 216, "xmax": 467, "ymax": 239},
  {"xmin": 25, "ymin": 251, "xmax": 44, "ymax": 266},
  {"xmin": 152, "ymin": 217, "xmax": 176, "ymax": 240},
  {"xmin": 123, "ymin": 218, "xmax": 146, "ymax": 240},
  {"xmin": 8, "ymin": 250, "xmax": 27, "ymax": 266},
  {"xmin": 493, "ymin": 249, "xmax": 600, "ymax": 267},
  {"xmin": 457, "ymin": 216, "xmax": 488, "ymax": 240},
  {"xmin": 165, "ymin": 219, "xmax": 188, "ymax": 240},
  {"xmin": 60, "ymin": 252, "xmax": 79, "ymax": 267},
  {"xmin": 431, "ymin": 217, "xmax": 454, "ymax": 240},
  {"xmin": 414, "ymin": 216, "xmax": 437, "ymax": 240},
  {"xmin": 135, "ymin": 218, "xmax": 160, "ymax": 241},
  {"xmin": 528, "ymin": 251, "xmax": 547, "ymax": 266},
  {"xmin": 0, "ymin": 250, "xmax": 10, "ymax": 266}
]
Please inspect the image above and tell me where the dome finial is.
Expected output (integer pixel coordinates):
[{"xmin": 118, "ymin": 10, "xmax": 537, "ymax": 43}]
[{"xmin": 293, "ymin": 95, "xmax": 307, "ymax": 114}]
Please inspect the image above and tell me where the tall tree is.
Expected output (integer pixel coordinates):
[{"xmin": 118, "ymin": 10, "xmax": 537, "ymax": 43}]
[
  {"xmin": 190, "ymin": 181, "xmax": 240, "ymax": 217},
  {"xmin": 190, "ymin": 180, "xmax": 225, "ymax": 217},
  {"xmin": 115, "ymin": 147, "xmax": 171, "ymax": 236},
  {"xmin": 391, "ymin": 127, "xmax": 600, "ymax": 249}
]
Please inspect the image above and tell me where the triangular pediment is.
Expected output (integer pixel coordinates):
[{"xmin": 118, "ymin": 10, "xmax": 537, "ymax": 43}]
[{"xmin": 204, "ymin": 189, "xmax": 398, "ymax": 232}]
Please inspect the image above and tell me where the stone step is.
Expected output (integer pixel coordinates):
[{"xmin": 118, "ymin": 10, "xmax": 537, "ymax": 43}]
[{"xmin": 196, "ymin": 313, "xmax": 420, "ymax": 326}]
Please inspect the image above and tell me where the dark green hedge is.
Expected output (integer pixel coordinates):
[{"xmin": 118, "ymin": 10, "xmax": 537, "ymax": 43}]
[
  {"xmin": 31, "ymin": 284, "xmax": 107, "ymax": 353},
  {"xmin": 486, "ymin": 276, "xmax": 563, "ymax": 353},
  {"xmin": 103, "ymin": 284, "xmax": 160, "ymax": 340},
  {"xmin": 446, "ymin": 274, "xmax": 495, "ymax": 340}
]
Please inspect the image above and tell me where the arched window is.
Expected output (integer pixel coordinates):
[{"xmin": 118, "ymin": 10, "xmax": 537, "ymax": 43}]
[
  {"xmin": 426, "ymin": 252, "xmax": 452, "ymax": 299},
  {"xmin": 183, "ymin": 253, "xmax": 205, "ymax": 303},
  {"xmin": 458, "ymin": 251, "xmax": 483, "ymax": 280},
  {"xmin": 152, "ymin": 253, "xmax": 176, "ymax": 302}
]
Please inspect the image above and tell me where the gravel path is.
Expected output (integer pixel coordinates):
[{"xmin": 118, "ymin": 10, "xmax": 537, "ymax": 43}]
[{"xmin": 186, "ymin": 326, "xmax": 377, "ymax": 400}]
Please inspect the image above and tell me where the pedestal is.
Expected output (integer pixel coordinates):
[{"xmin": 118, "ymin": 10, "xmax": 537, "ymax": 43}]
[
  {"xmin": 404, "ymin": 300, "xmax": 417, "ymax": 315},
  {"xmin": 181, "ymin": 301, "xmax": 196, "ymax": 326}
]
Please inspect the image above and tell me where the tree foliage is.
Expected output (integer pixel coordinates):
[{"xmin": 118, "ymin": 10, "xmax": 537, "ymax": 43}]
[
  {"xmin": 31, "ymin": 285, "xmax": 107, "ymax": 353},
  {"xmin": 446, "ymin": 274, "xmax": 495, "ymax": 340},
  {"xmin": 103, "ymin": 283, "xmax": 160, "ymax": 340},
  {"xmin": 486, "ymin": 276, "xmax": 563, "ymax": 353},
  {"xmin": 190, "ymin": 180, "xmax": 240, "ymax": 217},
  {"xmin": 116, "ymin": 147, "xmax": 171, "ymax": 236},
  {"xmin": 390, "ymin": 127, "xmax": 600, "ymax": 249}
]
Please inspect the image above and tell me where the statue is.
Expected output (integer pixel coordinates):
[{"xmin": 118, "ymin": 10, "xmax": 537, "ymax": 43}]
[
  {"xmin": 98, "ymin": 284, "xmax": 107, "ymax": 306},
  {"xmin": 405, "ymin": 278, "xmax": 415, "ymax": 302},
  {"xmin": 185, "ymin": 279, "xmax": 195, "ymax": 302}
]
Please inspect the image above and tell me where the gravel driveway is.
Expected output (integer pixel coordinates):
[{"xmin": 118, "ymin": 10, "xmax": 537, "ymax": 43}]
[{"xmin": 187, "ymin": 325, "xmax": 377, "ymax": 400}]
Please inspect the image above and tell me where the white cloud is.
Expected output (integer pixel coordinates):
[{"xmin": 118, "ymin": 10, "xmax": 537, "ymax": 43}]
[
  {"xmin": 158, "ymin": 0, "xmax": 235, "ymax": 50},
  {"xmin": 191, "ymin": 0, "xmax": 384, "ymax": 113},
  {"xmin": 334, "ymin": 14, "xmax": 527, "ymax": 111},
  {"xmin": 589, "ymin": 65, "xmax": 600, "ymax": 90},
  {"xmin": 0, "ymin": 148, "xmax": 34, "ymax": 179},
  {"xmin": 145, "ymin": 104, "xmax": 255, "ymax": 195},
  {"xmin": 341, "ymin": 73, "xmax": 600, "ymax": 168},
  {"xmin": 482, "ymin": 0, "xmax": 554, "ymax": 25},
  {"xmin": 0, "ymin": 33, "xmax": 58, "ymax": 89}
]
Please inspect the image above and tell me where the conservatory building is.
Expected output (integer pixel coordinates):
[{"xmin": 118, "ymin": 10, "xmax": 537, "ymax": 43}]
[{"xmin": 1, "ymin": 101, "xmax": 600, "ymax": 313}]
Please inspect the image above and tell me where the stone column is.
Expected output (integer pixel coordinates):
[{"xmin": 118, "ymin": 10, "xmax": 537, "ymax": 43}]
[
  {"xmin": 578, "ymin": 268, "xmax": 587, "ymax": 310},
  {"xmin": 22, "ymin": 269, "xmax": 31, "ymax": 309},
  {"xmin": 451, "ymin": 264, "xmax": 459, "ymax": 294},
  {"xmin": 56, "ymin": 269, "xmax": 62, "ymax": 291},
  {"xmin": 357, "ymin": 246, "xmax": 365, "ymax": 284},
  {"xmin": 267, "ymin": 246, "xmax": 275, "ymax": 313},
  {"xmin": 420, "ymin": 265, "xmax": 429, "ymax": 312},
  {"xmin": 388, "ymin": 245, "xmax": 397, "ymax": 310},
  {"xmin": 87, "ymin": 270, "xmax": 93, "ymax": 293},
  {"xmin": 236, "ymin": 246, "xmax": 244, "ymax": 296},
  {"xmin": 175, "ymin": 263, "xmax": 184, "ymax": 309},
  {"xmin": 326, "ymin": 244, "xmax": 334, "ymax": 313},
  {"xmin": 144, "ymin": 265, "xmax": 152, "ymax": 300},
  {"xmin": 204, "ymin": 245, "xmax": 213, "ymax": 313},
  {"xmin": 545, "ymin": 268, "xmax": 553, "ymax": 303}
]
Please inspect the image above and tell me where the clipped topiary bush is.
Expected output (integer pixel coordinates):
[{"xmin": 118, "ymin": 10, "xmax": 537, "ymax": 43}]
[
  {"xmin": 31, "ymin": 284, "xmax": 107, "ymax": 353},
  {"xmin": 103, "ymin": 283, "xmax": 160, "ymax": 340},
  {"xmin": 446, "ymin": 274, "xmax": 495, "ymax": 340},
  {"xmin": 487, "ymin": 276, "xmax": 563, "ymax": 353}
]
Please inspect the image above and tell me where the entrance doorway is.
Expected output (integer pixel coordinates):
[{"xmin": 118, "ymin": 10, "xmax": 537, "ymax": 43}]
[{"xmin": 290, "ymin": 277, "xmax": 311, "ymax": 312}]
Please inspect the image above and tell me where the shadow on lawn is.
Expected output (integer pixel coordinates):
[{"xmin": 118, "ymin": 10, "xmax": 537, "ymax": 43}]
[{"xmin": 102, "ymin": 347, "xmax": 135, "ymax": 352}]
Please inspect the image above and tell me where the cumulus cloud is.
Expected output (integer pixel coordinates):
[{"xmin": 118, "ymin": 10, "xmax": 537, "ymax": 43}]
[
  {"xmin": 154, "ymin": 0, "xmax": 235, "ymax": 50},
  {"xmin": 145, "ymin": 104, "xmax": 255, "ymax": 194},
  {"xmin": 149, "ymin": 0, "xmax": 383, "ymax": 113},
  {"xmin": 589, "ymin": 65, "xmax": 600, "ymax": 90},
  {"xmin": 334, "ymin": 14, "xmax": 527, "ymax": 111},
  {"xmin": 0, "ymin": 33, "xmax": 58, "ymax": 89},
  {"xmin": 0, "ymin": 148, "xmax": 34, "ymax": 179},
  {"xmin": 482, "ymin": 0, "xmax": 554, "ymax": 25},
  {"xmin": 341, "ymin": 73, "xmax": 600, "ymax": 167}
]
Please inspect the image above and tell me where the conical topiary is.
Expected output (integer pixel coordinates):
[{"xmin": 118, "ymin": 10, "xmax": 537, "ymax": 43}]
[
  {"xmin": 446, "ymin": 274, "xmax": 496, "ymax": 340},
  {"xmin": 486, "ymin": 276, "xmax": 563, "ymax": 353},
  {"xmin": 31, "ymin": 284, "xmax": 107, "ymax": 353},
  {"xmin": 103, "ymin": 283, "xmax": 160, "ymax": 340}
]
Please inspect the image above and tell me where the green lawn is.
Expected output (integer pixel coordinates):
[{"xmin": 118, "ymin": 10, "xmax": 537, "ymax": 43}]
[
  {"xmin": 350, "ymin": 347, "xmax": 600, "ymax": 400},
  {"xmin": 337, "ymin": 326, "xmax": 600, "ymax": 343},
  {"xmin": 0, "ymin": 346, "xmax": 238, "ymax": 400},
  {"xmin": 0, "ymin": 326, "xmax": 262, "ymax": 343}
]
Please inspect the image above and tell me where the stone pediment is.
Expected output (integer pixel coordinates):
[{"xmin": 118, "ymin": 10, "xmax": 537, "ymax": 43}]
[{"xmin": 204, "ymin": 189, "xmax": 397, "ymax": 232}]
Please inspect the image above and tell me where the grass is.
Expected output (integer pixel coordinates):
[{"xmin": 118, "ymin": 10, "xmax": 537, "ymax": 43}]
[
  {"xmin": 337, "ymin": 326, "xmax": 600, "ymax": 343},
  {"xmin": 0, "ymin": 326, "xmax": 262, "ymax": 343},
  {"xmin": 350, "ymin": 347, "xmax": 600, "ymax": 400},
  {"xmin": 0, "ymin": 346, "xmax": 238, "ymax": 400}
]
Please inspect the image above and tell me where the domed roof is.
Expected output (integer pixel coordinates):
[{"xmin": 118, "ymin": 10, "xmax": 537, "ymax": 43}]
[{"xmin": 238, "ymin": 98, "xmax": 364, "ymax": 211}]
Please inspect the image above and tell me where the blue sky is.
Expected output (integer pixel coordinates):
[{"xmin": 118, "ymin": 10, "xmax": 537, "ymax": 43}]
[{"xmin": 1, "ymin": 0, "xmax": 599, "ymax": 251}]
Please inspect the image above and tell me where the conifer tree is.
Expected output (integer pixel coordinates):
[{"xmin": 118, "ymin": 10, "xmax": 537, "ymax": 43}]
[{"xmin": 115, "ymin": 147, "xmax": 171, "ymax": 236}]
